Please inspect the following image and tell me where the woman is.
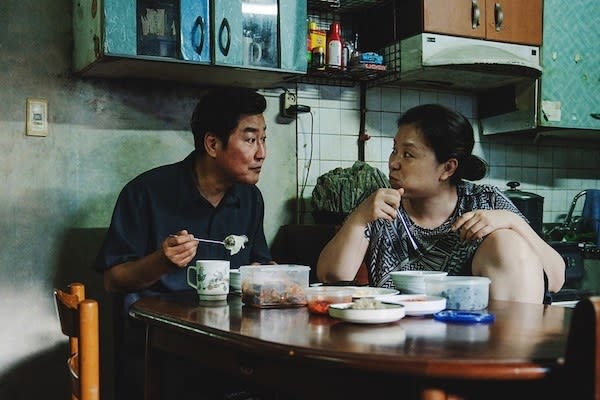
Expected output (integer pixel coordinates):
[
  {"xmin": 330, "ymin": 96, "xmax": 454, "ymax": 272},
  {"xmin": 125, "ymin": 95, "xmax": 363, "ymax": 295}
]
[{"xmin": 317, "ymin": 104, "xmax": 565, "ymax": 303}]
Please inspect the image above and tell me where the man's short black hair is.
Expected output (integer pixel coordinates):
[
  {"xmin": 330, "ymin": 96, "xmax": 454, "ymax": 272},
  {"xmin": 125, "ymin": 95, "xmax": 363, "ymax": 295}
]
[{"xmin": 190, "ymin": 87, "xmax": 267, "ymax": 154}]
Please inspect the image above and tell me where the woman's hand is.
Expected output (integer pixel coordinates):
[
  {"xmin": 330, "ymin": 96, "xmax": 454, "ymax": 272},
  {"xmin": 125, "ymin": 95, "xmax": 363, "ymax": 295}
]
[
  {"xmin": 353, "ymin": 188, "xmax": 404, "ymax": 224},
  {"xmin": 452, "ymin": 209, "xmax": 517, "ymax": 241},
  {"xmin": 162, "ymin": 230, "xmax": 199, "ymax": 268}
]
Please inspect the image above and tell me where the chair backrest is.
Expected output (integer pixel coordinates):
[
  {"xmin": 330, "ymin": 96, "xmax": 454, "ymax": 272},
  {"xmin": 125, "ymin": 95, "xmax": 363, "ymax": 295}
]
[
  {"xmin": 54, "ymin": 282, "xmax": 100, "ymax": 400},
  {"xmin": 564, "ymin": 296, "xmax": 600, "ymax": 400}
]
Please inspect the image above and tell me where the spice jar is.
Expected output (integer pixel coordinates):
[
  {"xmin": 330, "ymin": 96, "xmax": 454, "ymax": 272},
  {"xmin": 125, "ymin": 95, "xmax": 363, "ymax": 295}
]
[{"xmin": 311, "ymin": 46, "xmax": 325, "ymax": 71}]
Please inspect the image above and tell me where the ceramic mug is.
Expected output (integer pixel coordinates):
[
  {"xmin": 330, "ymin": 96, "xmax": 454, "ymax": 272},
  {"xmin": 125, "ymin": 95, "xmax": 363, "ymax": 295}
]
[{"xmin": 187, "ymin": 260, "xmax": 230, "ymax": 301}]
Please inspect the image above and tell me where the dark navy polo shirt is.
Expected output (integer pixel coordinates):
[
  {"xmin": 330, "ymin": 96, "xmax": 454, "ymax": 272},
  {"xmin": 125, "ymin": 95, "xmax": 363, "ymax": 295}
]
[{"xmin": 94, "ymin": 151, "xmax": 271, "ymax": 310}]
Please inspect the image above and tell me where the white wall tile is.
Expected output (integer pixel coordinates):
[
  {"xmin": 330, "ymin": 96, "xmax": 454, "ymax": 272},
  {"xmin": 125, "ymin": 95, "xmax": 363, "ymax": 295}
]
[
  {"xmin": 319, "ymin": 134, "xmax": 341, "ymax": 160},
  {"xmin": 340, "ymin": 135, "xmax": 358, "ymax": 161},
  {"xmin": 381, "ymin": 87, "xmax": 401, "ymax": 112},
  {"xmin": 437, "ymin": 92, "xmax": 456, "ymax": 110},
  {"xmin": 366, "ymin": 87, "xmax": 381, "ymax": 111},
  {"xmin": 320, "ymin": 160, "xmax": 342, "ymax": 176},
  {"xmin": 381, "ymin": 112, "xmax": 400, "ymax": 137},
  {"xmin": 364, "ymin": 136, "xmax": 383, "ymax": 163},
  {"xmin": 365, "ymin": 111, "xmax": 382, "ymax": 137},
  {"xmin": 400, "ymin": 89, "xmax": 420, "ymax": 111},
  {"xmin": 319, "ymin": 107, "xmax": 341, "ymax": 134},
  {"xmin": 319, "ymin": 85, "xmax": 342, "ymax": 109},
  {"xmin": 340, "ymin": 109, "xmax": 360, "ymax": 137},
  {"xmin": 297, "ymin": 131, "xmax": 319, "ymax": 162}
]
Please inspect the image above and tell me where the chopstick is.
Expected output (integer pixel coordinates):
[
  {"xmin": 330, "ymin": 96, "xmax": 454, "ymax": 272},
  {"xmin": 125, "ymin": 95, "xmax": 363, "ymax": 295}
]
[
  {"xmin": 397, "ymin": 210, "xmax": 420, "ymax": 252},
  {"xmin": 169, "ymin": 234, "xmax": 223, "ymax": 245}
]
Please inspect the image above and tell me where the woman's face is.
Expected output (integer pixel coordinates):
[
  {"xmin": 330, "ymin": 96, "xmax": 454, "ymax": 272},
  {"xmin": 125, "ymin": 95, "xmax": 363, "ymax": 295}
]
[{"xmin": 388, "ymin": 123, "xmax": 449, "ymax": 197}]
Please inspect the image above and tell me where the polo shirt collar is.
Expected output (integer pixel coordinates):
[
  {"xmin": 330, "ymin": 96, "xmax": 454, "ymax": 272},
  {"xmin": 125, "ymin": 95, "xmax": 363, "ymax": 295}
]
[{"xmin": 178, "ymin": 151, "xmax": 241, "ymax": 209}]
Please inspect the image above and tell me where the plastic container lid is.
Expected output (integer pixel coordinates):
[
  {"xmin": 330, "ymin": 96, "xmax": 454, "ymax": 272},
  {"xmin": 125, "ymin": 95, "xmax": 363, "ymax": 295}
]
[{"xmin": 433, "ymin": 310, "xmax": 495, "ymax": 324}]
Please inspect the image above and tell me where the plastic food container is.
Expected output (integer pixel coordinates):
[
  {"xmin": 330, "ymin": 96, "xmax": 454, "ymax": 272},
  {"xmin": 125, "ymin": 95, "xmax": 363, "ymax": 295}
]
[
  {"xmin": 305, "ymin": 286, "xmax": 353, "ymax": 315},
  {"xmin": 239, "ymin": 265, "xmax": 310, "ymax": 308},
  {"xmin": 425, "ymin": 276, "xmax": 491, "ymax": 310},
  {"xmin": 390, "ymin": 270, "xmax": 448, "ymax": 294}
]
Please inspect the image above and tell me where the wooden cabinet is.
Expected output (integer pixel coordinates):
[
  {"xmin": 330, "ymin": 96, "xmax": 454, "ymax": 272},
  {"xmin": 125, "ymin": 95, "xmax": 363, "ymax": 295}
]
[
  {"xmin": 72, "ymin": 0, "xmax": 307, "ymax": 88},
  {"xmin": 404, "ymin": 0, "xmax": 542, "ymax": 46}
]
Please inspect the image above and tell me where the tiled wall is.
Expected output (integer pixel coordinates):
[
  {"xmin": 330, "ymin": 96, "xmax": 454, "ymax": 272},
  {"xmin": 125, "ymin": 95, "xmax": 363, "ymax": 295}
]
[{"xmin": 296, "ymin": 83, "xmax": 600, "ymax": 226}]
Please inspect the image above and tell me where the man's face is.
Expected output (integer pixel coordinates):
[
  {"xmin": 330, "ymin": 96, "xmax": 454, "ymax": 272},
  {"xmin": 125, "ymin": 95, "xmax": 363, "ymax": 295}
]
[{"xmin": 216, "ymin": 113, "xmax": 267, "ymax": 185}]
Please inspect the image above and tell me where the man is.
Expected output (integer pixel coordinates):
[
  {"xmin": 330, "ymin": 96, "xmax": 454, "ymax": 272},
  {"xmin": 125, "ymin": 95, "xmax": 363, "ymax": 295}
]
[{"xmin": 95, "ymin": 86, "xmax": 273, "ymax": 400}]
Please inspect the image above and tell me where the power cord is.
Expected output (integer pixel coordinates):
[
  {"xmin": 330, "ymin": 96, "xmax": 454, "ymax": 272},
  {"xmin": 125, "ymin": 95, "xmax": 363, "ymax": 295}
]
[{"xmin": 298, "ymin": 110, "xmax": 314, "ymax": 224}]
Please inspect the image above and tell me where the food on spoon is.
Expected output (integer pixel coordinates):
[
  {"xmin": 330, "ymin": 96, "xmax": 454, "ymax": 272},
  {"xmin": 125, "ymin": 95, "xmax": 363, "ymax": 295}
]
[{"xmin": 223, "ymin": 234, "xmax": 248, "ymax": 255}]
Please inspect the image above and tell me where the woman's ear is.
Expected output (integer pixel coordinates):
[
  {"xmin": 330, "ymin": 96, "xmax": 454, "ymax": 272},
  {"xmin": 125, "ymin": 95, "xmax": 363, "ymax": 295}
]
[
  {"xmin": 440, "ymin": 158, "xmax": 458, "ymax": 181},
  {"xmin": 204, "ymin": 133, "xmax": 219, "ymax": 158}
]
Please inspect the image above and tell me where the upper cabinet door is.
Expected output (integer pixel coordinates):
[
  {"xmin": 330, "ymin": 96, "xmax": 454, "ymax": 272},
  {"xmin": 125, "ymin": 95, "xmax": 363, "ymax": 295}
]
[
  {"xmin": 180, "ymin": 0, "xmax": 211, "ymax": 62},
  {"xmin": 104, "ymin": 0, "xmax": 137, "ymax": 56},
  {"xmin": 484, "ymin": 0, "xmax": 542, "ymax": 46},
  {"xmin": 423, "ymin": 0, "xmax": 486, "ymax": 39},
  {"xmin": 213, "ymin": 0, "xmax": 244, "ymax": 65},
  {"xmin": 422, "ymin": 0, "xmax": 542, "ymax": 45},
  {"xmin": 213, "ymin": 0, "xmax": 280, "ymax": 69},
  {"xmin": 540, "ymin": 0, "xmax": 600, "ymax": 130},
  {"xmin": 279, "ymin": 0, "xmax": 307, "ymax": 73}
]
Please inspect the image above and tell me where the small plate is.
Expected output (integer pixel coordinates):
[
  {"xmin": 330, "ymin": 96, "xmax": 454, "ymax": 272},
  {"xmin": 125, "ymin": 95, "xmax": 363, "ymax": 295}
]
[
  {"xmin": 375, "ymin": 294, "xmax": 447, "ymax": 316},
  {"xmin": 347, "ymin": 287, "xmax": 399, "ymax": 298},
  {"xmin": 328, "ymin": 302, "xmax": 405, "ymax": 324}
]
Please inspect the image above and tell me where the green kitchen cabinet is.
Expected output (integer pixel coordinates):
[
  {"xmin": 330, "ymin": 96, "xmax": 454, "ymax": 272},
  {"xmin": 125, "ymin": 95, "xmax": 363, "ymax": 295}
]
[
  {"xmin": 72, "ymin": 0, "xmax": 307, "ymax": 88},
  {"xmin": 212, "ymin": 0, "xmax": 307, "ymax": 71},
  {"xmin": 539, "ymin": 0, "xmax": 600, "ymax": 130}
]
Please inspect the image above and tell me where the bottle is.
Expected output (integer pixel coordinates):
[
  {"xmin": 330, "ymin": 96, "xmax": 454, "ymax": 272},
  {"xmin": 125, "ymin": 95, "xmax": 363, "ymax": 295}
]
[
  {"xmin": 326, "ymin": 22, "xmax": 342, "ymax": 69},
  {"xmin": 311, "ymin": 46, "xmax": 325, "ymax": 71},
  {"xmin": 350, "ymin": 33, "xmax": 360, "ymax": 67},
  {"xmin": 308, "ymin": 21, "xmax": 326, "ymax": 59}
]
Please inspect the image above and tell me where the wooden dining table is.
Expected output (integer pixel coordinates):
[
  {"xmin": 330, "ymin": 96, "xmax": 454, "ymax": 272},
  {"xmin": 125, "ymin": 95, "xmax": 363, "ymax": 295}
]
[{"xmin": 129, "ymin": 291, "xmax": 584, "ymax": 400}]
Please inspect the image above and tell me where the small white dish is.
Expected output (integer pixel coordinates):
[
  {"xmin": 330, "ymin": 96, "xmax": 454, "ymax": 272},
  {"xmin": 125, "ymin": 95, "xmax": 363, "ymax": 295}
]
[
  {"xmin": 375, "ymin": 294, "xmax": 447, "ymax": 316},
  {"xmin": 346, "ymin": 286, "xmax": 399, "ymax": 298},
  {"xmin": 328, "ymin": 302, "xmax": 405, "ymax": 324}
]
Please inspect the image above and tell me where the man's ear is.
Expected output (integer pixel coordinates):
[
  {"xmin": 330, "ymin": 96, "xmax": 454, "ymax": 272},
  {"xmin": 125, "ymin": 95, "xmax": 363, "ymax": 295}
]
[
  {"xmin": 204, "ymin": 133, "xmax": 219, "ymax": 158},
  {"xmin": 441, "ymin": 158, "xmax": 458, "ymax": 181}
]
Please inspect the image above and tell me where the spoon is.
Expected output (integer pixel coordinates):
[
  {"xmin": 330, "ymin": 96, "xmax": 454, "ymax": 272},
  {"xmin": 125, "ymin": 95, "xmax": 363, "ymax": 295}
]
[{"xmin": 170, "ymin": 234, "xmax": 248, "ymax": 255}]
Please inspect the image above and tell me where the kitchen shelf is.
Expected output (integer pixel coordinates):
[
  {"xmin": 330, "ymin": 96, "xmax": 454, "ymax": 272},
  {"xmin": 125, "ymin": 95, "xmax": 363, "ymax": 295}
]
[
  {"xmin": 307, "ymin": 0, "xmax": 381, "ymax": 12},
  {"xmin": 289, "ymin": 66, "xmax": 396, "ymax": 87}
]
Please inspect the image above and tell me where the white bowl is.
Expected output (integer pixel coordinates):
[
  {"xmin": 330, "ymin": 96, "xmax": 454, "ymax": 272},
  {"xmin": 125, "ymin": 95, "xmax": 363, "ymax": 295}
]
[{"xmin": 390, "ymin": 270, "xmax": 448, "ymax": 294}]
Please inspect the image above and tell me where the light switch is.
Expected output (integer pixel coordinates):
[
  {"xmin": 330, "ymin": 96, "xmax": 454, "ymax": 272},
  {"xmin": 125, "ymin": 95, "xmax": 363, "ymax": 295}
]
[{"xmin": 26, "ymin": 98, "xmax": 48, "ymax": 137}]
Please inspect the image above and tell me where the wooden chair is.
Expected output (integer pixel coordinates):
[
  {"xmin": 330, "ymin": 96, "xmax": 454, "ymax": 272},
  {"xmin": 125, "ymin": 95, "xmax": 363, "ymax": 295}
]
[
  {"xmin": 563, "ymin": 296, "xmax": 600, "ymax": 400},
  {"xmin": 54, "ymin": 282, "xmax": 100, "ymax": 400}
]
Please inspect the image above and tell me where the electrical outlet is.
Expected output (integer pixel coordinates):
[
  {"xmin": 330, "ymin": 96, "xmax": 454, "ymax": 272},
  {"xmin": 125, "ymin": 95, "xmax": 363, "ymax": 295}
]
[
  {"xmin": 279, "ymin": 91, "xmax": 297, "ymax": 118},
  {"xmin": 26, "ymin": 98, "xmax": 48, "ymax": 137}
]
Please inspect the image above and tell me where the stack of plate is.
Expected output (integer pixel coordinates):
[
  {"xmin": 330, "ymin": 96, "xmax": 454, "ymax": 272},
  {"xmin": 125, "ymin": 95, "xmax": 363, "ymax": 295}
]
[
  {"xmin": 229, "ymin": 269, "xmax": 241, "ymax": 293},
  {"xmin": 390, "ymin": 270, "xmax": 447, "ymax": 294}
]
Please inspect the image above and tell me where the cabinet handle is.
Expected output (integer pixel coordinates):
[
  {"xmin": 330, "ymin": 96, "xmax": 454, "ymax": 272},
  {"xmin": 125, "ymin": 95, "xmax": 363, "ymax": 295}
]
[
  {"xmin": 471, "ymin": 0, "xmax": 480, "ymax": 29},
  {"xmin": 494, "ymin": 3, "xmax": 504, "ymax": 31},
  {"xmin": 191, "ymin": 16, "xmax": 205, "ymax": 56},
  {"xmin": 591, "ymin": 113, "xmax": 600, "ymax": 120},
  {"xmin": 218, "ymin": 18, "xmax": 231, "ymax": 56}
]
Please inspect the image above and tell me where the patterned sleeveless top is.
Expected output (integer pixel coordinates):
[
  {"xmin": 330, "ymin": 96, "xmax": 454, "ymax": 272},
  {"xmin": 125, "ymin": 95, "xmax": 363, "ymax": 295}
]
[{"xmin": 364, "ymin": 181, "xmax": 524, "ymax": 288}]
